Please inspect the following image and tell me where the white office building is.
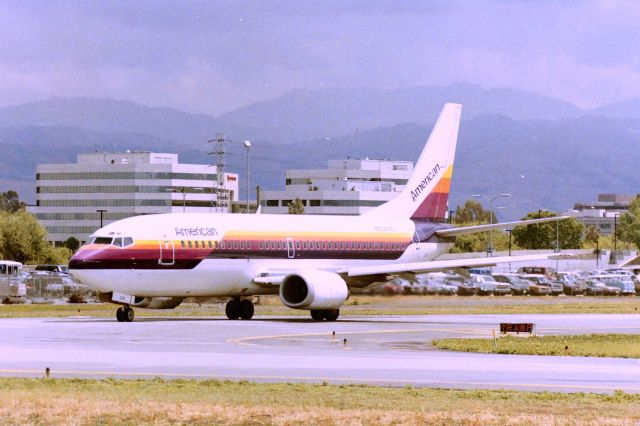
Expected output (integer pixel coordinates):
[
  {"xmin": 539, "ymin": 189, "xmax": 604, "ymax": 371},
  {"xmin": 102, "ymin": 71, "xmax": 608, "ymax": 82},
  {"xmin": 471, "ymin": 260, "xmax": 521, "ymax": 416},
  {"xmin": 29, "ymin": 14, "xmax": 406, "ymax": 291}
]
[
  {"xmin": 567, "ymin": 193, "xmax": 635, "ymax": 236},
  {"xmin": 30, "ymin": 151, "xmax": 238, "ymax": 245},
  {"xmin": 260, "ymin": 158, "xmax": 412, "ymax": 215}
]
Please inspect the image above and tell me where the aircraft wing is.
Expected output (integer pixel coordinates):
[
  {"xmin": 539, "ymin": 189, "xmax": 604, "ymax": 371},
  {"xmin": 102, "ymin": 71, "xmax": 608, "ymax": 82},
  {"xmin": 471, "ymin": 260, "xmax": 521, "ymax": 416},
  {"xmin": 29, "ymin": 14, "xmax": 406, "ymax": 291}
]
[
  {"xmin": 436, "ymin": 216, "xmax": 570, "ymax": 238},
  {"xmin": 341, "ymin": 253, "xmax": 559, "ymax": 277},
  {"xmin": 254, "ymin": 250, "xmax": 567, "ymax": 286}
]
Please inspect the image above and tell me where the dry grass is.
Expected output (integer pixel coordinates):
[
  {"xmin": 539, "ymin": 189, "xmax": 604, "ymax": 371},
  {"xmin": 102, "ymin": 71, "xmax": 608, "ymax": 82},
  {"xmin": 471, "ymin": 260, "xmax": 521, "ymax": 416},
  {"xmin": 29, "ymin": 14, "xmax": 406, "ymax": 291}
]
[{"xmin": 0, "ymin": 378, "xmax": 640, "ymax": 425}]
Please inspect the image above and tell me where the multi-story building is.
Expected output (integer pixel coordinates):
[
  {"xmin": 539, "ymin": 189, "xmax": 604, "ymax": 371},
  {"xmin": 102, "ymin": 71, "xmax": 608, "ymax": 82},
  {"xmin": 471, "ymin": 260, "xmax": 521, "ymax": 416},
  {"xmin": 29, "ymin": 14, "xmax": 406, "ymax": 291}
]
[
  {"xmin": 260, "ymin": 158, "xmax": 412, "ymax": 215},
  {"xmin": 567, "ymin": 193, "xmax": 637, "ymax": 236},
  {"xmin": 29, "ymin": 151, "xmax": 238, "ymax": 245}
]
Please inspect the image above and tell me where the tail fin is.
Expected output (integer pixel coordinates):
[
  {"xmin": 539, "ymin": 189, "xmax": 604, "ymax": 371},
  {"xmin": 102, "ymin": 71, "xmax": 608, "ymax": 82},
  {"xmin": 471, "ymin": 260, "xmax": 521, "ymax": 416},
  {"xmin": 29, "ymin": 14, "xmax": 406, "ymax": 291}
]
[{"xmin": 364, "ymin": 103, "xmax": 462, "ymax": 221}]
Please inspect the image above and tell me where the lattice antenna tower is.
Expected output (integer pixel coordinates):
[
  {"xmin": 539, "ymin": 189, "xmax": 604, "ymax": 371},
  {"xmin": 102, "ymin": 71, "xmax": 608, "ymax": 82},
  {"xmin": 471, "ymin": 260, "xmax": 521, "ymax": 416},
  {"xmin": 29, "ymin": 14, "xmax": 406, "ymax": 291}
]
[{"xmin": 208, "ymin": 132, "xmax": 229, "ymax": 212}]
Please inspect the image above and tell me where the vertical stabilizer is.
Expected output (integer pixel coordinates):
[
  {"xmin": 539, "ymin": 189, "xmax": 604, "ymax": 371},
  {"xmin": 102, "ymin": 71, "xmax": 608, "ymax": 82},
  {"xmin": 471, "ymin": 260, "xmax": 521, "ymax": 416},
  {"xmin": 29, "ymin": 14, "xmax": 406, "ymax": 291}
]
[{"xmin": 364, "ymin": 103, "xmax": 462, "ymax": 221}]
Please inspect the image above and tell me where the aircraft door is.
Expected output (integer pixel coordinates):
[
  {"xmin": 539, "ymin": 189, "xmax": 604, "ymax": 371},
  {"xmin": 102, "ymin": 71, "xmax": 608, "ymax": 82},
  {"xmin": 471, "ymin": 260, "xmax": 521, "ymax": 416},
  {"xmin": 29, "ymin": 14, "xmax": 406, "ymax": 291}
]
[
  {"xmin": 412, "ymin": 228, "xmax": 422, "ymax": 260},
  {"xmin": 159, "ymin": 240, "xmax": 175, "ymax": 266},
  {"xmin": 285, "ymin": 237, "xmax": 295, "ymax": 259}
]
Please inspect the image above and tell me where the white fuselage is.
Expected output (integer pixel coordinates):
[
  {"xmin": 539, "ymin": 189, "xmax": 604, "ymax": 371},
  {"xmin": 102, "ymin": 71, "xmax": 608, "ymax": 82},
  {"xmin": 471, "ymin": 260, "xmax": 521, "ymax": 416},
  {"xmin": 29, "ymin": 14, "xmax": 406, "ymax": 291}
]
[{"xmin": 69, "ymin": 212, "xmax": 453, "ymax": 298}]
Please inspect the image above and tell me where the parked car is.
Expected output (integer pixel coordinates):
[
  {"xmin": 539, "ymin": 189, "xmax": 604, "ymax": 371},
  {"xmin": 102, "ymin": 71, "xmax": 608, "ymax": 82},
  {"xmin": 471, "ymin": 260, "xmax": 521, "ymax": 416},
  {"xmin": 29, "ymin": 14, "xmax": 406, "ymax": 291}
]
[
  {"xmin": 597, "ymin": 276, "xmax": 634, "ymax": 296},
  {"xmin": 631, "ymin": 275, "xmax": 640, "ymax": 293},
  {"xmin": 35, "ymin": 265, "xmax": 70, "ymax": 275},
  {"xmin": 456, "ymin": 279, "xmax": 480, "ymax": 296},
  {"xmin": 520, "ymin": 275, "xmax": 555, "ymax": 295},
  {"xmin": 493, "ymin": 274, "xmax": 529, "ymax": 295},
  {"xmin": 417, "ymin": 274, "xmax": 458, "ymax": 295},
  {"xmin": 556, "ymin": 272, "xmax": 584, "ymax": 295},
  {"xmin": 517, "ymin": 266, "xmax": 556, "ymax": 277},
  {"xmin": 471, "ymin": 274, "xmax": 510, "ymax": 296},
  {"xmin": 583, "ymin": 279, "xmax": 622, "ymax": 296}
]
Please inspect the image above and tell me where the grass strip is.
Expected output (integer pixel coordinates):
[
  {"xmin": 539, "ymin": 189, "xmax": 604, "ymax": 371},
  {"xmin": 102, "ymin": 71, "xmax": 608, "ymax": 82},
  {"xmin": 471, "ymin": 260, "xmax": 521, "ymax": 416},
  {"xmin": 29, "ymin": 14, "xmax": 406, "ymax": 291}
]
[
  {"xmin": 0, "ymin": 377, "xmax": 639, "ymax": 425},
  {"xmin": 1, "ymin": 296, "xmax": 640, "ymax": 318},
  {"xmin": 433, "ymin": 333, "xmax": 640, "ymax": 358}
]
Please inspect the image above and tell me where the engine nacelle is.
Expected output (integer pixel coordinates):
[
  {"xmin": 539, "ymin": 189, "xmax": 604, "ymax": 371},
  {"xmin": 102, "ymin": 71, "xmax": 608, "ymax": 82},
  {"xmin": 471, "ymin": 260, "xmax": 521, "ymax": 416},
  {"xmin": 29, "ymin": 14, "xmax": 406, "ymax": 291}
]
[{"xmin": 279, "ymin": 270, "xmax": 348, "ymax": 310}]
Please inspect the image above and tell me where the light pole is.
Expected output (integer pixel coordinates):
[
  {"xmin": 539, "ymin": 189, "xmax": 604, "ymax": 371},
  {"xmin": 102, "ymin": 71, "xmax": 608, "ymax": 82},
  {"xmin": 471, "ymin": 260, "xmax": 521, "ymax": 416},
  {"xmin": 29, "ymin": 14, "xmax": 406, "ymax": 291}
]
[
  {"xmin": 613, "ymin": 212, "xmax": 619, "ymax": 252},
  {"xmin": 472, "ymin": 193, "xmax": 512, "ymax": 256},
  {"xmin": 243, "ymin": 140, "xmax": 251, "ymax": 213},
  {"xmin": 506, "ymin": 228, "xmax": 513, "ymax": 272},
  {"xmin": 96, "ymin": 209, "xmax": 107, "ymax": 229}
]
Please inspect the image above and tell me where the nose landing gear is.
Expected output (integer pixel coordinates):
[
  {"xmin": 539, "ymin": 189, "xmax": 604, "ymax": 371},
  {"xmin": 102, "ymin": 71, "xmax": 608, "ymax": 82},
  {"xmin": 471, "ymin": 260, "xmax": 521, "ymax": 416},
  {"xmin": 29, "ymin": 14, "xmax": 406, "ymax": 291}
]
[
  {"xmin": 116, "ymin": 305, "xmax": 135, "ymax": 322},
  {"xmin": 225, "ymin": 298, "xmax": 255, "ymax": 320}
]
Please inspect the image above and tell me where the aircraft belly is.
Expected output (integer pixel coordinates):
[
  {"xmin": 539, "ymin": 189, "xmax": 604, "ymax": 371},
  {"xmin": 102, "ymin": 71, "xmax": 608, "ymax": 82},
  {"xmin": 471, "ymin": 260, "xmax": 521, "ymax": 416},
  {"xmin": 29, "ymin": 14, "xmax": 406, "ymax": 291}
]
[{"xmin": 74, "ymin": 260, "xmax": 265, "ymax": 297}]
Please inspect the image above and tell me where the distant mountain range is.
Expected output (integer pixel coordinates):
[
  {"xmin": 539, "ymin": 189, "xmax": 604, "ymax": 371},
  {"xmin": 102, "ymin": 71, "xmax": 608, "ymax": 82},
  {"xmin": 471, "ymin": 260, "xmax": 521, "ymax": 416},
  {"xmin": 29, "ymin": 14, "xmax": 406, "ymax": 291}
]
[{"xmin": 2, "ymin": 83, "xmax": 640, "ymax": 220}]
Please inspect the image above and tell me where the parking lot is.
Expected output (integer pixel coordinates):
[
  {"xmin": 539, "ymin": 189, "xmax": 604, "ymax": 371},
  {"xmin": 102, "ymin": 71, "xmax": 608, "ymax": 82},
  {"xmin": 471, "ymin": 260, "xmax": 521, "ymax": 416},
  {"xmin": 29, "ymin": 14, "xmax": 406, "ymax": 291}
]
[{"xmin": 362, "ymin": 266, "xmax": 640, "ymax": 298}]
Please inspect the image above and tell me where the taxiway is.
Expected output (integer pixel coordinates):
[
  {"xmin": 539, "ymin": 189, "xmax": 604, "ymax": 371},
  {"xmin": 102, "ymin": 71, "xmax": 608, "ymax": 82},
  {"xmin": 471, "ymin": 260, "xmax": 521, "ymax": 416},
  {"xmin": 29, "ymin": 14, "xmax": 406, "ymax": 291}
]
[{"xmin": 0, "ymin": 314, "xmax": 639, "ymax": 393}]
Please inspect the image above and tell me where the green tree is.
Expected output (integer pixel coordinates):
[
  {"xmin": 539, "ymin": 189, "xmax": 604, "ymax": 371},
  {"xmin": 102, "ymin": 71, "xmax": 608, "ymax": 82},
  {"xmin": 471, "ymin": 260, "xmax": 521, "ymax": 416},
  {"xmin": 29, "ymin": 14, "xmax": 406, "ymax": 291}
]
[
  {"xmin": 0, "ymin": 210, "xmax": 71, "ymax": 264},
  {"xmin": 584, "ymin": 225, "xmax": 599, "ymax": 246},
  {"xmin": 0, "ymin": 190, "xmax": 26, "ymax": 213},
  {"xmin": 287, "ymin": 198, "xmax": 305, "ymax": 215},
  {"xmin": 452, "ymin": 200, "xmax": 495, "ymax": 225},
  {"xmin": 451, "ymin": 232, "xmax": 488, "ymax": 253},
  {"xmin": 450, "ymin": 199, "xmax": 512, "ymax": 253},
  {"xmin": 64, "ymin": 236, "xmax": 81, "ymax": 252},
  {"xmin": 512, "ymin": 211, "xmax": 584, "ymax": 250},
  {"xmin": 618, "ymin": 197, "xmax": 640, "ymax": 248}
]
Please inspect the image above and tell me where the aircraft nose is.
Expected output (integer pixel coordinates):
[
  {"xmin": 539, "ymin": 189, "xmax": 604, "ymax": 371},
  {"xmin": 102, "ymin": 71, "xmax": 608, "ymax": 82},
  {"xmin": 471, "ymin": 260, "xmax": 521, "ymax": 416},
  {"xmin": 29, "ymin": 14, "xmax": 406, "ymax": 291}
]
[{"xmin": 69, "ymin": 246, "xmax": 101, "ymax": 270}]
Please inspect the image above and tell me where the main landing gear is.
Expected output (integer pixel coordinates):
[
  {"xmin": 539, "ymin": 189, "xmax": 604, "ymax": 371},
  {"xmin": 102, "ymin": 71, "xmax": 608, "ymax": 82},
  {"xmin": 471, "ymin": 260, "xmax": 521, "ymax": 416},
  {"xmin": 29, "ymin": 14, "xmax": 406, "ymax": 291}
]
[
  {"xmin": 116, "ymin": 305, "xmax": 134, "ymax": 322},
  {"xmin": 310, "ymin": 309, "xmax": 340, "ymax": 321},
  {"xmin": 225, "ymin": 298, "xmax": 254, "ymax": 320}
]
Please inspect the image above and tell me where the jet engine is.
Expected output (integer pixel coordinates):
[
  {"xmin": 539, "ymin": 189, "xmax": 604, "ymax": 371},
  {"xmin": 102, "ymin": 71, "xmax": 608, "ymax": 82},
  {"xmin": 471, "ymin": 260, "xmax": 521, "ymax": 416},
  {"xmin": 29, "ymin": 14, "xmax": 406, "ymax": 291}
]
[{"xmin": 279, "ymin": 270, "xmax": 348, "ymax": 310}]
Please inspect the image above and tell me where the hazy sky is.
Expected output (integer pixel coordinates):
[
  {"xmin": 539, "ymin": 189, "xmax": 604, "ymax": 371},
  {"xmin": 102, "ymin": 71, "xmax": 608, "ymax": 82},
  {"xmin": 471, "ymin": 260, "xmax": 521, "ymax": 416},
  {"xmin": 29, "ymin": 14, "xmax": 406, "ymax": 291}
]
[{"xmin": 1, "ymin": 0, "xmax": 639, "ymax": 115}]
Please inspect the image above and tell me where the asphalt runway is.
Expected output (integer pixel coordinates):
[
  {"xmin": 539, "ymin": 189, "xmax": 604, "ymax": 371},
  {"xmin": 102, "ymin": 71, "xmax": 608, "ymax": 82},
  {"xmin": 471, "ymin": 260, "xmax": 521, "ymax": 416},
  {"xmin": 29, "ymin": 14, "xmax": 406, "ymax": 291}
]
[{"xmin": 1, "ymin": 313, "xmax": 640, "ymax": 393}]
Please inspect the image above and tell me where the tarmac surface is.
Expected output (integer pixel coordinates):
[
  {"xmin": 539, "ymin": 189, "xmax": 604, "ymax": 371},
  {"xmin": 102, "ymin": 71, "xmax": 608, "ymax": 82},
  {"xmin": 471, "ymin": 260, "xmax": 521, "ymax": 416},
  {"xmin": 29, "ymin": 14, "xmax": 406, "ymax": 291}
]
[{"xmin": 1, "ymin": 313, "xmax": 640, "ymax": 393}]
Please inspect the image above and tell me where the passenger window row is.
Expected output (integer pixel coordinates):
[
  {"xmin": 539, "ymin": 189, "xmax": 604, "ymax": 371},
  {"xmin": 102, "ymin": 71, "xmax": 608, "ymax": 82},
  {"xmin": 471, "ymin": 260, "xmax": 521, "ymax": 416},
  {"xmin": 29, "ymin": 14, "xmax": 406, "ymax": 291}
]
[
  {"xmin": 176, "ymin": 239, "xmax": 408, "ymax": 251},
  {"xmin": 180, "ymin": 240, "xmax": 217, "ymax": 249}
]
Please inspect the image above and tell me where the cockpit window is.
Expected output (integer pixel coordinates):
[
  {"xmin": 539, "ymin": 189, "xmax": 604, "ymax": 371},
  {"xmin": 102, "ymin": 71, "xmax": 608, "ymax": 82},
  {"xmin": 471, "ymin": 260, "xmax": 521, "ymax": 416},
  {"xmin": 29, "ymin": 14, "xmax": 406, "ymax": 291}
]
[
  {"xmin": 93, "ymin": 237, "xmax": 113, "ymax": 245},
  {"xmin": 92, "ymin": 236, "xmax": 134, "ymax": 247}
]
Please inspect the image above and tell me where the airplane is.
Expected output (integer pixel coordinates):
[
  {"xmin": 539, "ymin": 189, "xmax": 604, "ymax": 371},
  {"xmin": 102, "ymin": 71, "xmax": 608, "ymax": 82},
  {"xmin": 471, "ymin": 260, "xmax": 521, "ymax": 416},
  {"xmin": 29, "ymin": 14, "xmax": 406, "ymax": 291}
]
[{"xmin": 69, "ymin": 103, "xmax": 567, "ymax": 322}]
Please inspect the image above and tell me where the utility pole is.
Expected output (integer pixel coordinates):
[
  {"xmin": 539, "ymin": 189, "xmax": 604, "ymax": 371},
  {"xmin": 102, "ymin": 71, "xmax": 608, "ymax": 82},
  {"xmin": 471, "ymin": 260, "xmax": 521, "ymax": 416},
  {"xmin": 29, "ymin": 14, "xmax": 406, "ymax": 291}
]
[
  {"xmin": 96, "ymin": 209, "xmax": 107, "ymax": 229},
  {"xmin": 243, "ymin": 140, "xmax": 251, "ymax": 213}
]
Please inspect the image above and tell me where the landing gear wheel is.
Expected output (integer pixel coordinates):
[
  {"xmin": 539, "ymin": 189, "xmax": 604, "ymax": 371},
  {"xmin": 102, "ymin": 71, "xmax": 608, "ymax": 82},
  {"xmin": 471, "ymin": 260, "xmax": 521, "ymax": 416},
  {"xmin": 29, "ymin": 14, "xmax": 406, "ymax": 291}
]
[
  {"xmin": 310, "ymin": 310, "xmax": 324, "ymax": 321},
  {"xmin": 225, "ymin": 299, "xmax": 241, "ymax": 320},
  {"xmin": 324, "ymin": 309, "xmax": 340, "ymax": 321},
  {"xmin": 116, "ymin": 307, "xmax": 125, "ymax": 322},
  {"xmin": 239, "ymin": 299, "xmax": 255, "ymax": 320},
  {"xmin": 124, "ymin": 306, "xmax": 134, "ymax": 322},
  {"xmin": 116, "ymin": 306, "xmax": 134, "ymax": 322}
]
